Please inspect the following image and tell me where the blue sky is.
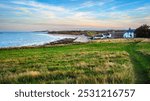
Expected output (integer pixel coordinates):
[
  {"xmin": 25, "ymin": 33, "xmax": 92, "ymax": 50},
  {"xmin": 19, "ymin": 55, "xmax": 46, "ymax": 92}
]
[{"xmin": 0, "ymin": 0, "xmax": 150, "ymax": 31}]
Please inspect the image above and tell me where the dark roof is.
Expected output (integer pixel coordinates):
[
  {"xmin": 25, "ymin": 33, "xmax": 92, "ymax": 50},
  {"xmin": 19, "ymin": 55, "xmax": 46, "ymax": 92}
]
[
  {"xmin": 96, "ymin": 34, "xmax": 103, "ymax": 37},
  {"xmin": 104, "ymin": 33, "xmax": 110, "ymax": 35},
  {"xmin": 127, "ymin": 28, "xmax": 134, "ymax": 33}
]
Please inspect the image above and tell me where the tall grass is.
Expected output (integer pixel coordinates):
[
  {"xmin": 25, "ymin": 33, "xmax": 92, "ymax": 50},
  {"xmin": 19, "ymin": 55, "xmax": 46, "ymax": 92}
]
[{"xmin": 0, "ymin": 39, "xmax": 149, "ymax": 84}]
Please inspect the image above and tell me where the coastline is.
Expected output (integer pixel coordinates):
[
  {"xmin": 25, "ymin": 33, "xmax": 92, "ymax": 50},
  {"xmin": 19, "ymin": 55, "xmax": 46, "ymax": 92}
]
[
  {"xmin": 0, "ymin": 38, "xmax": 149, "ymax": 50},
  {"xmin": 0, "ymin": 38, "xmax": 76, "ymax": 50},
  {"xmin": 0, "ymin": 34, "xmax": 90, "ymax": 50},
  {"xmin": 0, "ymin": 33, "xmax": 78, "ymax": 49}
]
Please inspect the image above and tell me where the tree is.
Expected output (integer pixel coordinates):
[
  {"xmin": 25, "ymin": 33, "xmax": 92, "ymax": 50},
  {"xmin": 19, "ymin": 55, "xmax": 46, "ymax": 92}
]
[{"xmin": 135, "ymin": 24, "xmax": 150, "ymax": 38}]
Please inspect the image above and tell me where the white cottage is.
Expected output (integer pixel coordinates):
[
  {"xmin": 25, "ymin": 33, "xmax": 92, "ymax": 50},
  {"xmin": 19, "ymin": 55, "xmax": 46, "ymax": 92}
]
[
  {"xmin": 123, "ymin": 28, "xmax": 134, "ymax": 38},
  {"xmin": 93, "ymin": 33, "xmax": 112, "ymax": 39}
]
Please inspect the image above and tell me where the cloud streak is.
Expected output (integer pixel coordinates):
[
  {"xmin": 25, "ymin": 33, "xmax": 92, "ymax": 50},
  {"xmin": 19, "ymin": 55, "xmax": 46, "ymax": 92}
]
[{"xmin": 0, "ymin": 0, "xmax": 150, "ymax": 31}]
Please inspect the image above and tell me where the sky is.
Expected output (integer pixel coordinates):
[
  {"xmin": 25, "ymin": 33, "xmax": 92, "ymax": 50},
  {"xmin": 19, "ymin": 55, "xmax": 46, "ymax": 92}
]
[{"xmin": 0, "ymin": 0, "xmax": 150, "ymax": 31}]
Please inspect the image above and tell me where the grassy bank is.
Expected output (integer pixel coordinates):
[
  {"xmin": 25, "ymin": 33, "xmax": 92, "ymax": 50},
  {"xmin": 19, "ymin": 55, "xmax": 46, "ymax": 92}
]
[{"xmin": 0, "ymin": 39, "xmax": 150, "ymax": 84}]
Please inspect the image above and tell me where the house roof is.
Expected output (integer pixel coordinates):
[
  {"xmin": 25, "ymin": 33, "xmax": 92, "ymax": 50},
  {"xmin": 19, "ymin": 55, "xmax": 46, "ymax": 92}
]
[{"xmin": 127, "ymin": 28, "xmax": 134, "ymax": 33}]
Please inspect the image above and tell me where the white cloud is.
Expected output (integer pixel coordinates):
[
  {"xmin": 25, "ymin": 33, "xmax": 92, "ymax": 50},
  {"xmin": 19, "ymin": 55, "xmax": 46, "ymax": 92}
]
[
  {"xmin": 7, "ymin": 0, "xmax": 98, "ymax": 26},
  {"xmin": 0, "ymin": 0, "xmax": 150, "ymax": 31},
  {"xmin": 81, "ymin": 1, "xmax": 95, "ymax": 8},
  {"xmin": 12, "ymin": 0, "xmax": 66, "ymax": 12},
  {"xmin": 108, "ymin": 1, "xmax": 144, "ymax": 11},
  {"xmin": 74, "ymin": 0, "xmax": 113, "ymax": 11},
  {"xmin": 134, "ymin": 6, "xmax": 150, "ymax": 11}
]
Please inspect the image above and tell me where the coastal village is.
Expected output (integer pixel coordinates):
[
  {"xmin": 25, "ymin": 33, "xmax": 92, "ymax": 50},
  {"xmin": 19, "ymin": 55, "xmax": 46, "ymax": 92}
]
[
  {"xmin": 48, "ymin": 28, "xmax": 135, "ymax": 39},
  {"xmin": 48, "ymin": 28, "xmax": 135, "ymax": 43},
  {"xmin": 90, "ymin": 28, "xmax": 135, "ymax": 40}
]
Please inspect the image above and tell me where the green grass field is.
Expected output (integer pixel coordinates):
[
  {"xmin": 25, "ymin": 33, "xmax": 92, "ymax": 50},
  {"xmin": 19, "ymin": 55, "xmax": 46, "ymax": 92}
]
[{"xmin": 0, "ymin": 39, "xmax": 150, "ymax": 84}]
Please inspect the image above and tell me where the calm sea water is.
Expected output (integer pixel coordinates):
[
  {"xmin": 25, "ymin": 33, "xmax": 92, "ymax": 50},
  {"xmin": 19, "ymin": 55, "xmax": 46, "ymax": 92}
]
[{"xmin": 0, "ymin": 32, "xmax": 76, "ymax": 48}]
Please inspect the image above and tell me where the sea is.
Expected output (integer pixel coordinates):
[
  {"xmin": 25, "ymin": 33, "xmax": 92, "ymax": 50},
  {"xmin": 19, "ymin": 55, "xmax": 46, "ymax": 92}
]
[{"xmin": 0, "ymin": 32, "xmax": 76, "ymax": 48}]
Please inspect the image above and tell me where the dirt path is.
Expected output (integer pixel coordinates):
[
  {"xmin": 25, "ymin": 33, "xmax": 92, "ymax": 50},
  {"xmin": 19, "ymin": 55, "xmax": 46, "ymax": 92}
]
[{"xmin": 126, "ymin": 41, "xmax": 150, "ymax": 84}]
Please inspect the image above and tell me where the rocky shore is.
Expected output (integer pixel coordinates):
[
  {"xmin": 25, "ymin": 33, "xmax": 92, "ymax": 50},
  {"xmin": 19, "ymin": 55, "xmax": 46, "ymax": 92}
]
[
  {"xmin": 45, "ymin": 34, "xmax": 90, "ymax": 45},
  {"xmin": 44, "ymin": 38, "xmax": 77, "ymax": 45}
]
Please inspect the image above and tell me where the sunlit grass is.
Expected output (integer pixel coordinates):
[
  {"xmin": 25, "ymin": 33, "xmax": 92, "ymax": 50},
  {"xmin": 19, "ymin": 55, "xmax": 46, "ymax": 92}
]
[{"xmin": 0, "ymin": 39, "xmax": 150, "ymax": 84}]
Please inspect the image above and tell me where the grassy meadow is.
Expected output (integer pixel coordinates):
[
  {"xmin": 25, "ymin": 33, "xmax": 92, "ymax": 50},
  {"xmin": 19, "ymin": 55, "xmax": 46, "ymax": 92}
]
[{"xmin": 0, "ymin": 39, "xmax": 150, "ymax": 84}]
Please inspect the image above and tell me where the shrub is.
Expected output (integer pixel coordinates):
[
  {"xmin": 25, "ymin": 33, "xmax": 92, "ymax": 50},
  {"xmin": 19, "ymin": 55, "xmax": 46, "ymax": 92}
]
[{"xmin": 135, "ymin": 24, "xmax": 150, "ymax": 38}]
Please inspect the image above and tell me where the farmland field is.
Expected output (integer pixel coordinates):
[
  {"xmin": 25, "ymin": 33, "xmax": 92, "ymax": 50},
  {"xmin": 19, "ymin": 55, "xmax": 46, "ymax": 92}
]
[{"xmin": 0, "ymin": 39, "xmax": 150, "ymax": 84}]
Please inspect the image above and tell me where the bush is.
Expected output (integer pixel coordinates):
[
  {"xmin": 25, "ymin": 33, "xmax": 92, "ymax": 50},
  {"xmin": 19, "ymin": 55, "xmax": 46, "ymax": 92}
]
[{"xmin": 135, "ymin": 24, "xmax": 150, "ymax": 38}]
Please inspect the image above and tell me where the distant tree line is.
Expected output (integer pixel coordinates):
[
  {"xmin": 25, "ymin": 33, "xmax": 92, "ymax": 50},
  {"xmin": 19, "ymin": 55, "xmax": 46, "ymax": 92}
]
[{"xmin": 135, "ymin": 24, "xmax": 150, "ymax": 38}]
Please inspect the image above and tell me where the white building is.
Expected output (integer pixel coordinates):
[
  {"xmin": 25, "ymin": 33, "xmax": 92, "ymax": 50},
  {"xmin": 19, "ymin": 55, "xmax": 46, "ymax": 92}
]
[
  {"xmin": 93, "ymin": 33, "xmax": 112, "ymax": 39},
  {"xmin": 123, "ymin": 28, "xmax": 134, "ymax": 38}
]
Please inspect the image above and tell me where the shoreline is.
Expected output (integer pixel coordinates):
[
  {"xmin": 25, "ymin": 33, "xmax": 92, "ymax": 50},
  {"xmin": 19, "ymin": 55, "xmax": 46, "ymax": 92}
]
[
  {"xmin": 0, "ymin": 33, "xmax": 90, "ymax": 49},
  {"xmin": 0, "ymin": 38, "xmax": 76, "ymax": 50},
  {"xmin": 0, "ymin": 38, "xmax": 149, "ymax": 50}
]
